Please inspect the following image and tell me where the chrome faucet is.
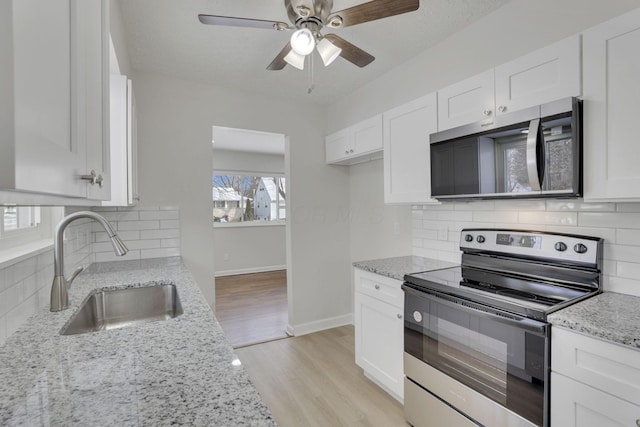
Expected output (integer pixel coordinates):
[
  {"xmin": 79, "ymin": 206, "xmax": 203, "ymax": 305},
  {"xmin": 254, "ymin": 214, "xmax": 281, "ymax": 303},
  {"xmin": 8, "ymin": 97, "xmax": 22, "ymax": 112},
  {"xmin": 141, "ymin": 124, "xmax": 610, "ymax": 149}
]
[{"xmin": 50, "ymin": 211, "xmax": 128, "ymax": 312}]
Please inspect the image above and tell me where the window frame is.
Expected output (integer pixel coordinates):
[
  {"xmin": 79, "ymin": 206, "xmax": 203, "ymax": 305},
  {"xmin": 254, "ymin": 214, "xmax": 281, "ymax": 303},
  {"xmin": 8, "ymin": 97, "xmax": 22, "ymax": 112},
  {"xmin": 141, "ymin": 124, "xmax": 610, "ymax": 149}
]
[
  {"xmin": 212, "ymin": 170, "xmax": 286, "ymax": 228},
  {"xmin": 0, "ymin": 206, "xmax": 59, "ymax": 252}
]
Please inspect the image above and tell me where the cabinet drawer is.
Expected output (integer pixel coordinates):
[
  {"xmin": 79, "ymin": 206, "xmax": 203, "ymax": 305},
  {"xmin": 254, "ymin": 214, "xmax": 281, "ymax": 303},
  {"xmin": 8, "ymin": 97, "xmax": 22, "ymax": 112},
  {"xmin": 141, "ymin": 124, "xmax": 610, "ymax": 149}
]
[
  {"xmin": 552, "ymin": 327, "xmax": 640, "ymax": 404},
  {"xmin": 551, "ymin": 372, "xmax": 640, "ymax": 427},
  {"xmin": 354, "ymin": 268, "xmax": 403, "ymax": 307},
  {"xmin": 405, "ymin": 378, "xmax": 479, "ymax": 427}
]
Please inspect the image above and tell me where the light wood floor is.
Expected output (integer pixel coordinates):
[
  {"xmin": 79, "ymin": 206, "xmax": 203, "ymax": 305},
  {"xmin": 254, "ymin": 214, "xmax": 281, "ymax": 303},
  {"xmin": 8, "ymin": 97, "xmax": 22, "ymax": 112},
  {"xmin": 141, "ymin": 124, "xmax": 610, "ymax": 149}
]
[
  {"xmin": 236, "ymin": 325, "xmax": 408, "ymax": 427},
  {"xmin": 215, "ymin": 270, "xmax": 289, "ymax": 348}
]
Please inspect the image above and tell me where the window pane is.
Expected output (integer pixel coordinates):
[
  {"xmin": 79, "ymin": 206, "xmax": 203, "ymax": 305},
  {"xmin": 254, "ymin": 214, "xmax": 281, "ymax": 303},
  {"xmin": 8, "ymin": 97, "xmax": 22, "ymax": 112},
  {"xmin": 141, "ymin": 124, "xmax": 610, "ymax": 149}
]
[
  {"xmin": 213, "ymin": 174, "xmax": 286, "ymax": 224},
  {"xmin": 2, "ymin": 207, "xmax": 40, "ymax": 232},
  {"xmin": 3, "ymin": 207, "xmax": 18, "ymax": 231}
]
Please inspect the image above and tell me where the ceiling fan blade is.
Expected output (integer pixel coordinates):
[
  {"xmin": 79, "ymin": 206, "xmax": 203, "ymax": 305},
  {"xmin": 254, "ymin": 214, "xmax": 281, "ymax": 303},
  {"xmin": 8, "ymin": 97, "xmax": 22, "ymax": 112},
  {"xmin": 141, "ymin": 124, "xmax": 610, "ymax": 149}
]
[
  {"xmin": 327, "ymin": 0, "xmax": 419, "ymax": 28},
  {"xmin": 198, "ymin": 14, "xmax": 291, "ymax": 31},
  {"xmin": 267, "ymin": 43, "xmax": 293, "ymax": 70},
  {"xmin": 324, "ymin": 34, "xmax": 375, "ymax": 67}
]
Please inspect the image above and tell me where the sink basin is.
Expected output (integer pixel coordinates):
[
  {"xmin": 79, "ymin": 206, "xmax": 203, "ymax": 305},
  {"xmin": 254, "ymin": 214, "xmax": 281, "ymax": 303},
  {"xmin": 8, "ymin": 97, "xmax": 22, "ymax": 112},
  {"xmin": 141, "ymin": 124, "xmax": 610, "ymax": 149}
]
[{"xmin": 61, "ymin": 283, "xmax": 183, "ymax": 335}]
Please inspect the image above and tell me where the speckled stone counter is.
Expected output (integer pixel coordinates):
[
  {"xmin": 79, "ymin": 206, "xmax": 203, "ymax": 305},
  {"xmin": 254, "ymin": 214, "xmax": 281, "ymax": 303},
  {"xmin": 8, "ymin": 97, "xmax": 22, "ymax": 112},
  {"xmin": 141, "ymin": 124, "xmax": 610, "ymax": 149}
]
[
  {"xmin": 352, "ymin": 255, "xmax": 458, "ymax": 281},
  {"xmin": 0, "ymin": 257, "xmax": 276, "ymax": 426},
  {"xmin": 548, "ymin": 292, "xmax": 640, "ymax": 350}
]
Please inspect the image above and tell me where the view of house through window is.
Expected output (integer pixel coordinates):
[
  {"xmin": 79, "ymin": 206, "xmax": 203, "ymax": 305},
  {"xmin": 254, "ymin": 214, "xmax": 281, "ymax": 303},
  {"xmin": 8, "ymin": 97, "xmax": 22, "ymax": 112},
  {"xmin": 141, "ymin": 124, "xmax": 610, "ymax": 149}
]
[
  {"xmin": 213, "ymin": 174, "xmax": 286, "ymax": 223},
  {"xmin": 2, "ymin": 206, "xmax": 40, "ymax": 232}
]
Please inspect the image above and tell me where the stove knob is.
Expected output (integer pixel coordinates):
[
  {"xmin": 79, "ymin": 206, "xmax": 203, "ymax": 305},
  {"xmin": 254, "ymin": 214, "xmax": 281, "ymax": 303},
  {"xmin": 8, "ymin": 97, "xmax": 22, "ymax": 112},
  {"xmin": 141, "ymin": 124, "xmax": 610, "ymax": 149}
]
[
  {"xmin": 555, "ymin": 242, "xmax": 567, "ymax": 252},
  {"xmin": 574, "ymin": 243, "xmax": 588, "ymax": 254},
  {"xmin": 476, "ymin": 235, "xmax": 486, "ymax": 243},
  {"xmin": 464, "ymin": 234, "xmax": 474, "ymax": 242}
]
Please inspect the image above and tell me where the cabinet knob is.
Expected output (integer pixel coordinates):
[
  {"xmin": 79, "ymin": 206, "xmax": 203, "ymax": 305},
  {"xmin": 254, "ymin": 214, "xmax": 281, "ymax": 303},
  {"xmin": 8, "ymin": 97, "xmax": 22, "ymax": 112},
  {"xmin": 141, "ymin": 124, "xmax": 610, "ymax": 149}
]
[
  {"xmin": 345, "ymin": 150, "xmax": 349, "ymax": 155},
  {"xmin": 80, "ymin": 170, "xmax": 104, "ymax": 188},
  {"xmin": 349, "ymin": 149, "xmax": 354, "ymax": 153},
  {"xmin": 483, "ymin": 109, "xmax": 492, "ymax": 116},
  {"xmin": 397, "ymin": 314, "xmax": 403, "ymax": 319},
  {"xmin": 498, "ymin": 105, "xmax": 507, "ymax": 113},
  {"xmin": 374, "ymin": 284, "xmax": 380, "ymax": 290}
]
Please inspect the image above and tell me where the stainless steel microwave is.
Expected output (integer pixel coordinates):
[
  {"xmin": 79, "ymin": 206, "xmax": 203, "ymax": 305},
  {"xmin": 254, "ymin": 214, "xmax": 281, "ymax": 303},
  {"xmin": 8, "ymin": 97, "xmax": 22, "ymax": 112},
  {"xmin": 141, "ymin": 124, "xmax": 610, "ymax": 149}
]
[{"xmin": 430, "ymin": 97, "xmax": 582, "ymax": 200}]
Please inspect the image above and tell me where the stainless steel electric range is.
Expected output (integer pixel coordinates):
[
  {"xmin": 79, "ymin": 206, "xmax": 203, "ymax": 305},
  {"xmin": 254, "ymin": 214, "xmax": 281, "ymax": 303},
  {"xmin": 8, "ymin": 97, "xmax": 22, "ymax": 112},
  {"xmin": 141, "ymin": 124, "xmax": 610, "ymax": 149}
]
[{"xmin": 402, "ymin": 229, "xmax": 603, "ymax": 427}]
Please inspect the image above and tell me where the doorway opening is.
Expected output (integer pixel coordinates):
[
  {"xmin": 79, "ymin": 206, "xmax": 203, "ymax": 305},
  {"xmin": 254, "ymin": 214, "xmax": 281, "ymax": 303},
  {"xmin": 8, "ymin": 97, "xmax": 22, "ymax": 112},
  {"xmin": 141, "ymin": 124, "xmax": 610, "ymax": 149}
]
[{"xmin": 211, "ymin": 126, "xmax": 290, "ymax": 348}]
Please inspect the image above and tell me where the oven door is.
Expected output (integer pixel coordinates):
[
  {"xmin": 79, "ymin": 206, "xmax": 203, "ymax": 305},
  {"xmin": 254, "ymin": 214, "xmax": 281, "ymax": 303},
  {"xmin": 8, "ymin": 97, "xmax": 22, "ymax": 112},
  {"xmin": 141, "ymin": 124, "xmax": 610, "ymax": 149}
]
[{"xmin": 403, "ymin": 285, "xmax": 549, "ymax": 427}]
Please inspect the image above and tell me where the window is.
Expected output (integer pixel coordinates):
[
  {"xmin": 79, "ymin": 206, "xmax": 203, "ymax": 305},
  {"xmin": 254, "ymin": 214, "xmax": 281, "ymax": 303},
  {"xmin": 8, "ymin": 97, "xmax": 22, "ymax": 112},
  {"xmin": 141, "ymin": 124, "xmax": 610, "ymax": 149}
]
[
  {"xmin": 0, "ymin": 206, "xmax": 56, "ymax": 251},
  {"xmin": 213, "ymin": 174, "xmax": 286, "ymax": 224}
]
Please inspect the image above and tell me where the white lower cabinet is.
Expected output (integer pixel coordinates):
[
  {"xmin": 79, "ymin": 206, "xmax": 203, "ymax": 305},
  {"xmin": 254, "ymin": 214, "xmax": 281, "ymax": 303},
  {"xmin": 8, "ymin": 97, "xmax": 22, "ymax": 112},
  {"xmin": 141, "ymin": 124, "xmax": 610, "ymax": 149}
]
[
  {"xmin": 551, "ymin": 327, "xmax": 640, "ymax": 427},
  {"xmin": 354, "ymin": 268, "xmax": 404, "ymax": 402}
]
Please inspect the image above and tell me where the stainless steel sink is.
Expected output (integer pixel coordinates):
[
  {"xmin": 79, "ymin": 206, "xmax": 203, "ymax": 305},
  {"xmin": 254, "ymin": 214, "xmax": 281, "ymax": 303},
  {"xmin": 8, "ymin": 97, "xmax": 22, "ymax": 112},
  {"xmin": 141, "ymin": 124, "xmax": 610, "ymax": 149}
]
[{"xmin": 61, "ymin": 283, "xmax": 183, "ymax": 335}]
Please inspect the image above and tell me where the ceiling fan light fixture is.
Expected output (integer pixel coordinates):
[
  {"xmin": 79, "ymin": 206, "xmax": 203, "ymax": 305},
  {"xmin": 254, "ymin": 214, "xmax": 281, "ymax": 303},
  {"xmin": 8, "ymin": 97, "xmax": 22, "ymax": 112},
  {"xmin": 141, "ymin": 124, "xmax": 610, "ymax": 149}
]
[
  {"xmin": 327, "ymin": 15, "xmax": 343, "ymax": 28},
  {"xmin": 317, "ymin": 38, "xmax": 342, "ymax": 66},
  {"xmin": 295, "ymin": 5, "xmax": 311, "ymax": 18},
  {"xmin": 284, "ymin": 49, "xmax": 305, "ymax": 70},
  {"xmin": 290, "ymin": 28, "xmax": 316, "ymax": 56}
]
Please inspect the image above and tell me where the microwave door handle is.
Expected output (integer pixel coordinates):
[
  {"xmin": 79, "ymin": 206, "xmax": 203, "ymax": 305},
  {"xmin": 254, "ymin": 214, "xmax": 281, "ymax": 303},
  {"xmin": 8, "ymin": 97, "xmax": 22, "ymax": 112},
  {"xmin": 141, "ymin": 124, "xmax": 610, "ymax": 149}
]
[{"xmin": 526, "ymin": 118, "xmax": 542, "ymax": 191}]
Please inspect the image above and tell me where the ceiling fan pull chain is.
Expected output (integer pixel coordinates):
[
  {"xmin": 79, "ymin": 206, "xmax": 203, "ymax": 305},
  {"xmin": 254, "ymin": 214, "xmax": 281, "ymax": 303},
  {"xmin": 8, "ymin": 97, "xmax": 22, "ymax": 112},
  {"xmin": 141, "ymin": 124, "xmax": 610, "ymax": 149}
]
[{"xmin": 308, "ymin": 53, "xmax": 315, "ymax": 94}]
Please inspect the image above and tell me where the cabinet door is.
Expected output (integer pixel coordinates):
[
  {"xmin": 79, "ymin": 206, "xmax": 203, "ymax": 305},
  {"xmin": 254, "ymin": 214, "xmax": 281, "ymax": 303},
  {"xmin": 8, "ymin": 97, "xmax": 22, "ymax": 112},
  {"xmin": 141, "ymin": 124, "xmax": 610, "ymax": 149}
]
[
  {"xmin": 325, "ymin": 128, "xmax": 352, "ymax": 163},
  {"xmin": 11, "ymin": 0, "xmax": 86, "ymax": 197},
  {"xmin": 383, "ymin": 93, "xmax": 439, "ymax": 204},
  {"xmin": 437, "ymin": 69, "xmax": 494, "ymax": 131},
  {"xmin": 79, "ymin": 0, "xmax": 110, "ymax": 201},
  {"xmin": 583, "ymin": 8, "xmax": 640, "ymax": 201},
  {"xmin": 551, "ymin": 373, "xmax": 640, "ymax": 427},
  {"xmin": 352, "ymin": 114, "xmax": 382, "ymax": 156},
  {"xmin": 495, "ymin": 34, "xmax": 581, "ymax": 116},
  {"xmin": 354, "ymin": 292, "xmax": 404, "ymax": 401}
]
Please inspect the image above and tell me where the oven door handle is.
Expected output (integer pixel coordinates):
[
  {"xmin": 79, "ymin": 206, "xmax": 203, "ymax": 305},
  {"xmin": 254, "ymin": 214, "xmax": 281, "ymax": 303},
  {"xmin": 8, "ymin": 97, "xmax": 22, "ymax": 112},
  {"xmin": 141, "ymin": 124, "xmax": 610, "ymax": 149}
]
[{"xmin": 406, "ymin": 286, "xmax": 548, "ymax": 334}]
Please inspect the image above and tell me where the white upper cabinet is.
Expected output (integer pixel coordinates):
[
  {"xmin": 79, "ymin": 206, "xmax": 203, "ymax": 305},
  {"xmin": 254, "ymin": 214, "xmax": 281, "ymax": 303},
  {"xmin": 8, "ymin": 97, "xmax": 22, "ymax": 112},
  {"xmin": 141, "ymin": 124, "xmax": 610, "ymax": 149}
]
[
  {"xmin": 437, "ymin": 69, "xmax": 495, "ymax": 131},
  {"xmin": 583, "ymin": 8, "xmax": 640, "ymax": 201},
  {"xmin": 494, "ymin": 34, "xmax": 581, "ymax": 115},
  {"xmin": 437, "ymin": 35, "xmax": 581, "ymax": 131},
  {"xmin": 383, "ymin": 93, "xmax": 439, "ymax": 204},
  {"xmin": 325, "ymin": 114, "xmax": 383, "ymax": 165},
  {"xmin": 0, "ymin": 0, "xmax": 110, "ymax": 203},
  {"xmin": 103, "ymin": 75, "xmax": 138, "ymax": 206}
]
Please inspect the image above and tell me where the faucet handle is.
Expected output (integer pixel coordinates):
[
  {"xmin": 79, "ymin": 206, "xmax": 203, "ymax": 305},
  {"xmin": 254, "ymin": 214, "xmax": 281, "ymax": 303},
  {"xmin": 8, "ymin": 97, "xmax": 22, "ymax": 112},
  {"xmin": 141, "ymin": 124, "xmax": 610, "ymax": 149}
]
[{"xmin": 67, "ymin": 266, "xmax": 85, "ymax": 288}]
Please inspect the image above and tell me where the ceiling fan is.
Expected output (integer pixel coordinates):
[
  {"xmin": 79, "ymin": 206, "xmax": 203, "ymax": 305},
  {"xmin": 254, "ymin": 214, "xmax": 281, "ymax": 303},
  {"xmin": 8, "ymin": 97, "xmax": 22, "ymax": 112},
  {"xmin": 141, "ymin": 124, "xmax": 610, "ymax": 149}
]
[{"xmin": 198, "ymin": 0, "xmax": 420, "ymax": 71}]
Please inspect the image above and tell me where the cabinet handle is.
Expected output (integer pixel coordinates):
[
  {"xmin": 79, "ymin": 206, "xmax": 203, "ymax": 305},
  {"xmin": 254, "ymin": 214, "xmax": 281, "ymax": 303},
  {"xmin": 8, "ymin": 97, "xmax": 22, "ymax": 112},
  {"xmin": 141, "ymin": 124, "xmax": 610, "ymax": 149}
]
[
  {"xmin": 498, "ymin": 105, "xmax": 507, "ymax": 113},
  {"xmin": 80, "ymin": 170, "xmax": 104, "ymax": 188},
  {"xmin": 345, "ymin": 150, "xmax": 349, "ymax": 155},
  {"xmin": 483, "ymin": 109, "xmax": 492, "ymax": 116},
  {"xmin": 349, "ymin": 149, "xmax": 354, "ymax": 153},
  {"xmin": 374, "ymin": 284, "xmax": 380, "ymax": 290},
  {"xmin": 397, "ymin": 314, "xmax": 403, "ymax": 319}
]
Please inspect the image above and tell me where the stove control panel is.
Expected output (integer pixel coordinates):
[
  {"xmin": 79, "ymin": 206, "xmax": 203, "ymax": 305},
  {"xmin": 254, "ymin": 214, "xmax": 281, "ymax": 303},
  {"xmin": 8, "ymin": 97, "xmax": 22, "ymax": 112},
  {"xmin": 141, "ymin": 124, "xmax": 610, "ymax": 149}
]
[{"xmin": 460, "ymin": 229, "xmax": 601, "ymax": 265}]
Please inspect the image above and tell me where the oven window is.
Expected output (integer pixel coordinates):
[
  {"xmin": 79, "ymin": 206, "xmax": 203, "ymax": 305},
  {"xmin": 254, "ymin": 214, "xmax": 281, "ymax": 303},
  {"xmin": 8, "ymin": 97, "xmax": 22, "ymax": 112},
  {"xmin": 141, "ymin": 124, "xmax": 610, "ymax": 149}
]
[{"xmin": 405, "ymin": 293, "xmax": 546, "ymax": 426}]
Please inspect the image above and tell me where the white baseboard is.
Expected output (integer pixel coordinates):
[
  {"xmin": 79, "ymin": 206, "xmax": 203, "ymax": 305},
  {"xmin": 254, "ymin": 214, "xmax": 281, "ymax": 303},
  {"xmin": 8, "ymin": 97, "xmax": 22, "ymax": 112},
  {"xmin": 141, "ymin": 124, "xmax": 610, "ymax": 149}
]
[
  {"xmin": 215, "ymin": 265, "xmax": 286, "ymax": 277},
  {"xmin": 286, "ymin": 313, "xmax": 354, "ymax": 337}
]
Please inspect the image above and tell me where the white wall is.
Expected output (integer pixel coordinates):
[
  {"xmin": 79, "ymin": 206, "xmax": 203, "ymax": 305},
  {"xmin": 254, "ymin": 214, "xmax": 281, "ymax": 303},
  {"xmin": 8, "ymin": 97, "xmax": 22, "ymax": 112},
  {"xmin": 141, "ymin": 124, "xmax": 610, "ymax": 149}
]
[
  {"xmin": 133, "ymin": 72, "xmax": 351, "ymax": 333},
  {"xmin": 214, "ymin": 225, "xmax": 286, "ymax": 276},
  {"xmin": 213, "ymin": 148, "xmax": 287, "ymax": 276},
  {"xmin": 213, "ymin": 149, "xmax": 284, "ymax": 174}
]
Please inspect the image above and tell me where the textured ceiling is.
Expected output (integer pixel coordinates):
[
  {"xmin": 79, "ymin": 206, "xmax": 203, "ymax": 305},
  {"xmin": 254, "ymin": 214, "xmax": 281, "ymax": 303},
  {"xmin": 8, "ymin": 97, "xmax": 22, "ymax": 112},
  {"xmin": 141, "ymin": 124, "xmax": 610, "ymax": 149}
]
[{"xmin": 118, "ymin": 0, "xmax": 511, "ymax": 105}]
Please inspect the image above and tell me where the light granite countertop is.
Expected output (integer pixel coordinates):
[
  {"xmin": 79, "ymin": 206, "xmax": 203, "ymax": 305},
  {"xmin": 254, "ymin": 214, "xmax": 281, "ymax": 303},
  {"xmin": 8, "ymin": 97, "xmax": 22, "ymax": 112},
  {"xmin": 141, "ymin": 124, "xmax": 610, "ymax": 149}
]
[
  {"xmin": 0, "ymin": 257, "xmax": 276, "ymax": 426},
  {"xmin": 353, "ymin": 255, "xmax": 459, "ymax": 281},
  {"xmin": 548, "ymin": 291, "xmax": 640, "ymax": 350}
]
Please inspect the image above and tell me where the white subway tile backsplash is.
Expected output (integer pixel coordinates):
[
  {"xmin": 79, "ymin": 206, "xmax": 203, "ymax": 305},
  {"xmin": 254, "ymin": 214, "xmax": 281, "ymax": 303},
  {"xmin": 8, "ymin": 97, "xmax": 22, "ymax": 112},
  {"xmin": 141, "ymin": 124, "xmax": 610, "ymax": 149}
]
[
  {"xmin": 161, "ymin": 238, "xmax": 180, "ymax": 248},
  {"xmin": 140, "ymin": 229, "xmax": 180, "ymax": 240},
  {"xmin": 139, "ymin": 210, "xmax": 179, "ymax": 221},
  {"xmin": 518, "ymin": 211, "xmax": 577, "ymax": 226},
  {"xmin": 140, "ymin": 247, "xmax": 180, "ymax": 259},
  {"xmin": 159, "ymin": 220, "xmax": 179, "ymax": 229},
  {"xmin": 94, "ymin": 230, "xmax": 140, "ymax": 243},
  {"xmin": 413, "ymin": 200, "xmax": 640, "ymax": 297},
  {"xmin": 95, "ymin": 250, "xmax": 142, "ymax": 263},
  {"xmin": 117, "ymin": 220, "xmax": 160, "ymax": 231}
]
